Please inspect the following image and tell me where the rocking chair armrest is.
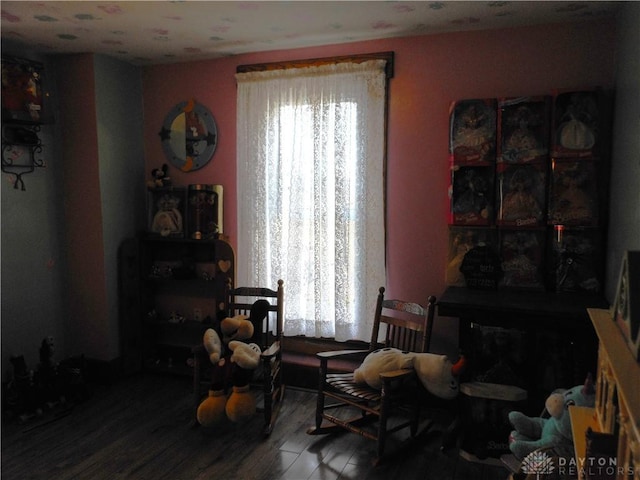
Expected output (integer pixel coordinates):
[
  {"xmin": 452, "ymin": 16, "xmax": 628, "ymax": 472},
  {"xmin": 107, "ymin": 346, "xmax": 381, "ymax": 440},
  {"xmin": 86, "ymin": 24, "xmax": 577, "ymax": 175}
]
[
  {"xmin": 261, "ymin": 341, "xmax": 280, "ymax": 359},
  {"xmin": 316, "ymin": 349, "xmax": 369, "ymax": 360},
  {"xmin": 379, "ymin": 368, "xmax": 415, "ymax": 381}
]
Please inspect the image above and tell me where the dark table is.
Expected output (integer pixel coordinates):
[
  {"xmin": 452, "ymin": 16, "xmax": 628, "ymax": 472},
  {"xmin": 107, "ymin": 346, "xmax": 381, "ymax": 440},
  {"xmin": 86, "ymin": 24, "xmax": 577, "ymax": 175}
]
[
  {"xmin": 438, "ymin": 286, "xmax": 609, "ymax": 328},
  {"xmin": 437, "ymin": 287, "xmax": 610, "ymax": 458},
  {"xmin": 438, "ymin": 286, "xmax": 609, "ymax": 400}
]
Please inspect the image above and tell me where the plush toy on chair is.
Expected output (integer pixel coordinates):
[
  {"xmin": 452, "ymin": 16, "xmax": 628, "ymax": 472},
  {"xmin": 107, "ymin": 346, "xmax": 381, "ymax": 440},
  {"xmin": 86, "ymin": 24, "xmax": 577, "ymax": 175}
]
[
  {"xmin": 508, "ymin": 374, "xmax": 596, "ymax": 460},
  {"xmin": 352, "ymin": 347, "xmax": 465, "ymax": 399},
  {"xmin": 225, "ymin": 341, "xmax": 261, "ymax": 423},
  {"xmin": 196, "ymin": 325, "xmax": 262, "ymax": 426}
]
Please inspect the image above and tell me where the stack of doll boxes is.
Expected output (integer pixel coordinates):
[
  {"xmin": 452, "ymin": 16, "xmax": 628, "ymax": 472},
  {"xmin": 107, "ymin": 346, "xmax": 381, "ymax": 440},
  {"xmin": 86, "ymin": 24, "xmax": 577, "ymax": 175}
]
[
  {"xmin": 447, "ymin": 98, "xmax": 500, "ymax": 289},
  {"xmin": 495, "ymin": 96, "xmax": 551, "ymax": 291},
  {"xmin": 546, "ymin": 89, "xmax": 606, "ymax": 294}
]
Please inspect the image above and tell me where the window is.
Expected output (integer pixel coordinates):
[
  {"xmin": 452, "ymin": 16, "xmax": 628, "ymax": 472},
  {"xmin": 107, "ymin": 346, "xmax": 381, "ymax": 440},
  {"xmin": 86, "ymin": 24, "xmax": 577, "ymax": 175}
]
[{"xmin": 236, "ymin": 55, "xmax": 392, "ymax": 341}]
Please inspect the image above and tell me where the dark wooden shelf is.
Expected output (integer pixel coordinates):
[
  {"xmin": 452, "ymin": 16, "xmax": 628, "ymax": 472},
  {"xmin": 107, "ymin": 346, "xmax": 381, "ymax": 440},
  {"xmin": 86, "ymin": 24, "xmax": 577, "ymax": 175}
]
[{"xmin": 438, "ymin": 286, "xmax": 609, "ymax": 328}]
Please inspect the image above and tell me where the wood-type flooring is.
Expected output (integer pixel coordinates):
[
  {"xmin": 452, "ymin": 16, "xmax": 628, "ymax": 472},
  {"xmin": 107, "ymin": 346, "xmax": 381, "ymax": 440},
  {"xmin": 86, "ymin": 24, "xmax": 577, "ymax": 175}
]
[{"xmin": 1, "ymin": 373, "xmax": 509, "ymax": 480}]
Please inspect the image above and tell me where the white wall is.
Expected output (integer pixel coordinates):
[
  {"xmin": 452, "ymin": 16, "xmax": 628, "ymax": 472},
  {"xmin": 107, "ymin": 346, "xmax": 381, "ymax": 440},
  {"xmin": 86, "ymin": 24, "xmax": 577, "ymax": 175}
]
[
  {"xmin": 606, "ymin": 2, "xmax": 640, "ymax": 301},
  {"xmin": 1, "ymin": 43, "xmax": 68, "ymax": 379}
]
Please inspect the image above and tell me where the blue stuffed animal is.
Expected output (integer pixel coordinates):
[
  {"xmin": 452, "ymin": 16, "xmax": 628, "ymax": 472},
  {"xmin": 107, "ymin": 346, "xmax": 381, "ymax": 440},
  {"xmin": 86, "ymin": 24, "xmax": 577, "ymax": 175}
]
[{"xmin": 508, "ymin": 374, "xmax": 596, "ymax": 460}]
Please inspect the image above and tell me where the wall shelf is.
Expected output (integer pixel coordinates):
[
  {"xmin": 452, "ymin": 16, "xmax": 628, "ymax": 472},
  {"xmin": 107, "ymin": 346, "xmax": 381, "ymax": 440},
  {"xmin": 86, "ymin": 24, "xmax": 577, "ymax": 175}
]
[{"xmin": 1, "ymin": 123, "xmax": 45, "ymax": 190}]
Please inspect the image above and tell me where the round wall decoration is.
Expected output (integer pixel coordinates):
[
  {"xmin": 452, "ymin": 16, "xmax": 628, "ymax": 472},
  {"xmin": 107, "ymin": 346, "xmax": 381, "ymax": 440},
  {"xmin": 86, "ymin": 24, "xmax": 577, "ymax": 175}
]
[{"xmin": 159, "ymin": 99, "xmax": 217, "ymax": 172}]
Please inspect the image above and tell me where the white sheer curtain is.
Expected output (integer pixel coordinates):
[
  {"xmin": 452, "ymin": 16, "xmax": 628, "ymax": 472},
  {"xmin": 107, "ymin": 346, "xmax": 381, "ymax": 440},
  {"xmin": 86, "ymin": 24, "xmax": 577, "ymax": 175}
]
[{"xmin": 236, "ymin": 60, "xmax": 387, "ymax": 342}]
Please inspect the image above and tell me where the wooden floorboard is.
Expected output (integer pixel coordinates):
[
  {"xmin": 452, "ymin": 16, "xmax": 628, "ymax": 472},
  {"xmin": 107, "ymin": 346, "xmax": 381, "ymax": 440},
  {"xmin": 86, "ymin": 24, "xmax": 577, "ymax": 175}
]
[{"xmin": 1, "ymin": 373, "xmax": 509, "ymax": 480}]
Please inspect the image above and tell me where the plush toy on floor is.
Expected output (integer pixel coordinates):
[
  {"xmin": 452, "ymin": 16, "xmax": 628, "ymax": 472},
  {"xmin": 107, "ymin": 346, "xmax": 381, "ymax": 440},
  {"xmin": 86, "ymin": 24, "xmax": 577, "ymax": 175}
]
[
  {"xmin": 352, "ymin": 347, "xmax": 466, "ymax": 399},
  {"xmin": 507, "ymin": 373, "xmax": 596, "ymax": 460}
]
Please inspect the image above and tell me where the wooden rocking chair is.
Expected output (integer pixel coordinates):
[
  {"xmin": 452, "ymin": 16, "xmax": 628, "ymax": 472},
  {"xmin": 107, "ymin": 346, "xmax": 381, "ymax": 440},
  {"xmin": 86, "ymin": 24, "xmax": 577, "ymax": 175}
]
[{"xmin": 306, "ymin": 287, "xmax": 442, "ymax": 464}]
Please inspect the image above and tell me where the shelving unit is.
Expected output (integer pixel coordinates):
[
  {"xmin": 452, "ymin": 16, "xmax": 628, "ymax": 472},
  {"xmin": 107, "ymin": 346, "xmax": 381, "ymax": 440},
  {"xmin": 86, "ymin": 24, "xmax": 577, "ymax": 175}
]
[
  {"xmin": 120, "ymin": 235, "xmax": 234, "ymax": 376},
  {"xmin": 568, "ymin": 308, "xmax": 640, "ymax": 480}
]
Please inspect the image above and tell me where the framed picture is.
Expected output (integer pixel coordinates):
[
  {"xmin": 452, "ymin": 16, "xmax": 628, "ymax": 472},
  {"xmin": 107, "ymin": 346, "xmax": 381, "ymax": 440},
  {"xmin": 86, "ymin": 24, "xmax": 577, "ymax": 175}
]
[
  {"xmin": 613, "ymin": 251, "xmax": 640, "ymax": 361},
  {"xmin": 1, "ymin": 55, "xmax": 44, "ymax": 123}
]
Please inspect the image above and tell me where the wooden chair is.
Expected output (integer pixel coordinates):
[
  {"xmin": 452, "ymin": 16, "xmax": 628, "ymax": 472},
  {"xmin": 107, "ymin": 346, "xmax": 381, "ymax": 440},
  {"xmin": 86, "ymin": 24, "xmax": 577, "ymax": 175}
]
[
  {"xmin": 193, "ymin": 279, "xmax": 284, "ymax": 435},
  {"xmin": 306, "ymin": 287, "xmax": 442, "ymax": 464}
]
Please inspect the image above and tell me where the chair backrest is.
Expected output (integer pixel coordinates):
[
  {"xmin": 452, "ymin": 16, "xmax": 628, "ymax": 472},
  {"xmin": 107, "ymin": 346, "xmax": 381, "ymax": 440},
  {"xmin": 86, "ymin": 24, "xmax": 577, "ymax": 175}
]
[
  {"xmin": 227, "ymin": 279, "xmax": 284, "ymax": 350},
  {"xmin": 369, "ymin": 286, "xmax": 436, "ymax": 354}
]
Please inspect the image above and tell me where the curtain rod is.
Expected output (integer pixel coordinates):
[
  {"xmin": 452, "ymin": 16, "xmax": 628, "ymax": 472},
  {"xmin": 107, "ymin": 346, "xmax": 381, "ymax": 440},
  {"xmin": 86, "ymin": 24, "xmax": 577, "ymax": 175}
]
[{"xmin": 236, "ymin": 51, "xmax": 394, "ymax": 79}]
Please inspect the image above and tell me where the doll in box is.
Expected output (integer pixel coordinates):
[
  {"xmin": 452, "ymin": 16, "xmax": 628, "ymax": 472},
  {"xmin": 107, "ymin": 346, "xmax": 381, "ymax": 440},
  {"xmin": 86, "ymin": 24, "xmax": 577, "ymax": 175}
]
[
  {"xmin": 501, "ymin": 103, "xmax": 548, "ymax": 163},
  {"xmin": 450, "ymin": 100, "xmax": 496, "ymax": 163},
  {"xmin": 446, "ymin": 229, "xmax": 475, "ymax": 286},
  {"xmin": 556, "ymin": 92, "xmax": 597, "ymax": 151},
  {"xmin": 549, "ymin": 161, "xmax": 596, "ymax": 225},
  {"xmin": 151, "ymin": 193, "xmax": 183, "ymax": 237},
  {"xmin": 500, "ymin": 231, "xmax": 544, "ymax": 289},
  {"xmin": 499, "ymin": 167, "xmax": 544, "ymax": 224},
  {"xmin": 452, "ymin": 167, "xmax": 492, "ymax": 222}
]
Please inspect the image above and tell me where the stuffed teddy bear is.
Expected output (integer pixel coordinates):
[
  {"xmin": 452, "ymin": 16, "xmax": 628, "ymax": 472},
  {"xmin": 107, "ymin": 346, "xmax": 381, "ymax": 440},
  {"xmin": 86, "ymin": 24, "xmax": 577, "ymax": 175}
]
[
  {"xmin": 508, "ymin": 374, "xmax": 596, "ymax": 460},
  {"xmin": 352, "ymin": 347, "xmax": 465, "ymax": 400}
]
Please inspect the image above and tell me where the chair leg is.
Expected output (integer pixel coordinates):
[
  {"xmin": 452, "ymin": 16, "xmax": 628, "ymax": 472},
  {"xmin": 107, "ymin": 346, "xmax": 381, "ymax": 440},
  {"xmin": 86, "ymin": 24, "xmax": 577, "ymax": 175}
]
[
  {"xmin": 410, "ymin": 395, "xmax": 421, "ymax": 437},
  {"xmin": 262, "ymin": 359, "xmax": 273, "ymax": 432},
  {"xmin": 315, "ymin": 359, "xmax": 328, "ymax": 430},
  {"xmin": 192, "ymin": 354, "xmax": 202, "ymax": 426},
  {"xmin": 377, "ymin": 384, "xmax": 389, "ymax": 460},
  {"xmin": 306, "ymin": 358, "xmax": 330, "ymax": 434}
]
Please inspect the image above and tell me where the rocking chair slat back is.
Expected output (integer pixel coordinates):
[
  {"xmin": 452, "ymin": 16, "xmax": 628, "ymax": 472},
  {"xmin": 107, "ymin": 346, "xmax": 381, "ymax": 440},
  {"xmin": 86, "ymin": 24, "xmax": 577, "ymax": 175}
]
[{"xmin": 372, "ymin": 294, "xmax": 436, "ymax": 354}]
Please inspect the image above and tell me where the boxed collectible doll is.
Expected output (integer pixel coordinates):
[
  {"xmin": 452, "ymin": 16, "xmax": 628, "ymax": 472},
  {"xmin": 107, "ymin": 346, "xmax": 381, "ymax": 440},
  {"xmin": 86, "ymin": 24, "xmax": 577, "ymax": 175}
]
[
  {"xmin": 449, "ymin": 165, "xmax": 495, "ymax": 225},
  {"xmin": 446, "ymin": 226, "xmax": 499, "ymax": 288},
  {"xmin": 497, "ymin": 96, "xmax": 550, "ymax": 164},
  {"xmin": 548, "ymin": 159, "xmax": 599, "ymax": 226},
  {"xmin": 499, "ymin": 228, "xmax": 546, "ymax": 290},
  {"xmin": 449, "ymin": 98, "xmax": 497, "ymax": 165},
  {"xmin": 147, "ymin": 187, "xmax": 187, "ymax": 238},
  {"xmin": 547, "ymin": 226, "xmax": 603, "ymax": 294},
  {"xmin": 496, "ymin": 163, "xmax": 546, "ymax": 227},
  {"xmin": 551, "ymin": 89, "xmax": 601, "ymax": 158}
]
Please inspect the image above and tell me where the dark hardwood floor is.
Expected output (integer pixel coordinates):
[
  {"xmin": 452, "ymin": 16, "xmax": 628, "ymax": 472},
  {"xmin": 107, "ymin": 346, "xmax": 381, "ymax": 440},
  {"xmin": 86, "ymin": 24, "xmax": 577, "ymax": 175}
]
[{"xmin": 1, "ymin": 373, "xmax": 509, "ymax": 480}]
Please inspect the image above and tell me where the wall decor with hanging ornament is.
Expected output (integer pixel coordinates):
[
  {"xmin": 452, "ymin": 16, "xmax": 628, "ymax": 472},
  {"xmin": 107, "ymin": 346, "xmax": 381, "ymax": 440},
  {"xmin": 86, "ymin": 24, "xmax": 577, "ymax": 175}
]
[{"xmin": 1, "ymin": 55, "xmax": 49, "ymax": 190}]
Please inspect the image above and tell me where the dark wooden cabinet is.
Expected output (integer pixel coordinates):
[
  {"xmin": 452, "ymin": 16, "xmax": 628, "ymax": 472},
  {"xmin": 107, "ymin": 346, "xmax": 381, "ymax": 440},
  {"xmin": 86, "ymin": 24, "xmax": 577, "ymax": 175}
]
[
  {"xmin": 439, "ymin": 286, "xmax": 609, "ymax": 407},
  {"xmin": 119, "ymin": 235, "xmax": 234, "ymax": 376}
]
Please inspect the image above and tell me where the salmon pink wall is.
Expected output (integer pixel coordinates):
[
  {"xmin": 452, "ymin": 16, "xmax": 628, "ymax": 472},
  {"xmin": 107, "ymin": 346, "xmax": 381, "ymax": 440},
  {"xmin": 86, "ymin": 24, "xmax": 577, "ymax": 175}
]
[{"xmin": 142, "ymin": 21, "xmax": 616, "ymax": 342}]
